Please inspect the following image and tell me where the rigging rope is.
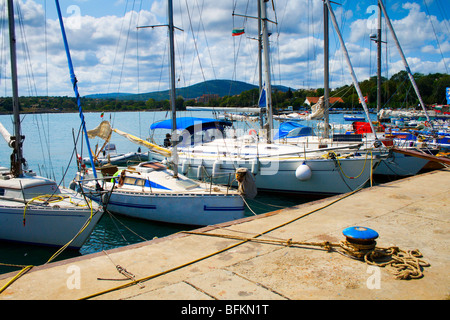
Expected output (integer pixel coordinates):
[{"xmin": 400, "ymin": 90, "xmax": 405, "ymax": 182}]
[
  {"xmin": 78, "ymin": 185, "xmax": 364, "ymax": 299},
  {"xmin": 0, "ymin": 198, "xmax": 99, "ymax": 294}
]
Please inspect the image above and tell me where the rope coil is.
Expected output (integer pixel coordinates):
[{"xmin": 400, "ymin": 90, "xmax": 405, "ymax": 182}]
[{"xmin": 182, "ymin": 231, "xmax": 430, "ymax": 280}]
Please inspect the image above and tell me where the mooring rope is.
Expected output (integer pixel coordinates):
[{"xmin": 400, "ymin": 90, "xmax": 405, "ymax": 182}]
[
  {"xmin": 182, "ymin": 231, "xmax": 430, "ymax": 280},
  {"xmin": 78, "ymin": 187, "xmax": 366, "ymax": 299}
]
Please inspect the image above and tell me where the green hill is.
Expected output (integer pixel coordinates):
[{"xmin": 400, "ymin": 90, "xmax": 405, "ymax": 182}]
[{"xmin": 84, "ymin": 79, "xmax": 292, "ymax": 101}]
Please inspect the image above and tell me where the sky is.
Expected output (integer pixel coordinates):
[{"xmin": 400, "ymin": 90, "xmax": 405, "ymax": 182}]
[{"xmin": 0, "ymin": 0, "xmax": 448, "ymax": 98}]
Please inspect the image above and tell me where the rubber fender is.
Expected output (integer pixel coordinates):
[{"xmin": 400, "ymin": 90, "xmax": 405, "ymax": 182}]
[
  {"xmin": 250, "ymin": 158, "xmax": 259, "ymax": 174},
  {"xmin": 181, "ymin": 160, "xmax": 189, "ymax": 174},
  {"xmin": 197, "ymin": 165, "xmax": 205, "ymax": 180},
  {"xmin": 212, "ymin": 159, "xmax": 222, "ymax": 177},
  {"xmin": 295, "ymin": 162, "xmax": 312, "ymax": 181}
]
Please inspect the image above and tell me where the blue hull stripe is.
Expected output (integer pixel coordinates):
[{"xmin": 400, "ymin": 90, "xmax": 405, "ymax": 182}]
[
  {"xmin": 107, "ymin": 200, "xmax": 157, "ymax": 210},
  {"xmin": 90, "ymin": 196, "xmax": 157, "ymax": 210},
  {"xmin": 204, "ymin": 206, "xmax": 245, "ymax": 211}
]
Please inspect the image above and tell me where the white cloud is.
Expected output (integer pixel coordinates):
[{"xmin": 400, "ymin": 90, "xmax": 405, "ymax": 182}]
[{"xmin": 0, "ymin": 0, "xmax": 447, "ymax": 98}]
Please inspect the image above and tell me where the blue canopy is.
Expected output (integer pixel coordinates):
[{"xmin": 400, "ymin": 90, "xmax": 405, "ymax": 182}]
[
  {"xmin": 274, "ymin": 121, "xmax": 314, "ymax": 140},
  {"xmin": 150, "ymin": 117, "xmax": 232, "ymax": 133}
]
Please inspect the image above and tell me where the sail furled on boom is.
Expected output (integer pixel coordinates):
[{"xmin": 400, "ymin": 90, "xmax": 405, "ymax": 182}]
[{"xmin": 87, "ymin": 121, "xmax": 172, "ymax": 158}]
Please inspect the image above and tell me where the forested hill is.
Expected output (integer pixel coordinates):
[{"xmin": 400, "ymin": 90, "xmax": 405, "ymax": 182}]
[
  {"xmin": 0, "ymin": 72, "xmax": 448, "ymax": 114},
  {"xmin": 84, "ymin": 79, "xmax": 292, "ymax": 101}
]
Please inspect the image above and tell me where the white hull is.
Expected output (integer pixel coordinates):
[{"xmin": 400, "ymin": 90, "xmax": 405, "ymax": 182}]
[
  {"xmin": 0, "ymin": 199, "xmax": 102, "ymax": 249},
  {"xmin": 152, "ymin": 152, "xmax": 379, "ymax": 196},
  {"xmin": 76, "ymin": 162, "xmax": 246, "ymax": 226},
  {"xmin": 0, "ymin": 173, "xmax": 103, "ymax": 249},
  {"xmin": 372, "ymin": 152, "xmax": 429, "ymax": 176},
  {"xmin": 86, "ymin": 188, "xmax": 244, "ymax": 226},
  {"xmin": 276, "ymin": 135, "xmax": 431, "ymax": 176}
]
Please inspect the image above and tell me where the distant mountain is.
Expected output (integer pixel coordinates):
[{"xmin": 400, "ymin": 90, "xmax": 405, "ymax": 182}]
[{"xmin": 84, "ymin": 79, "xmax": 293, "ymax": 101}]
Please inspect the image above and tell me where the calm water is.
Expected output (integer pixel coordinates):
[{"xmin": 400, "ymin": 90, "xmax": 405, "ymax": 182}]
[{"xmin": 0, "ymin": 110, "xmax": 377, "ymax": 274}]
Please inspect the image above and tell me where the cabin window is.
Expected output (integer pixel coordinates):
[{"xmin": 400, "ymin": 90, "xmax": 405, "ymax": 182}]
[
  {"xmin": 0, "ymin": 188, "xmax": 4, "ymax": 196},
  {"xmin": 124, "ymin": 177, "xmax": 136, "ymax": 185},
  {"xmin": 136, "ymin": 179, "xmax": 145, "ymax": 186}
]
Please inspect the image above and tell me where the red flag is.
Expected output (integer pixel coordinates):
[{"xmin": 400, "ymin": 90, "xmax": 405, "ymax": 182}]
[{"xmin": 358, "ymin": 96, "xmax": 368, "ymax": 104}]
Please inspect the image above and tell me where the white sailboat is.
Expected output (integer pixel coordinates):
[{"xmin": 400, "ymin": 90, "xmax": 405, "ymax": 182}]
[
  {"xmin": 73, "ymin": 0, "xmax": 246, "ymax": 226},
  {"xmin": 0, "ymin": 0, "xmax": 103, "ymax": 249},
  {"xmin": 262, "ymin": 0, "xmax": 441, "ymax": 178},
  {"xmin": 147, "ymin": 0, "xmax": 381, "ymax": 196},
  {"xmin": 280, "ymin": 0, "xmax": 441, "ymax": 177},
  {"xmin": 81, "ymin": 143, "xmax": 150, "ymax": 167}
]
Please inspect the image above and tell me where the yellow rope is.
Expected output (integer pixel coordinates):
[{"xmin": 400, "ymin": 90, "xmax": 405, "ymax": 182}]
[
  {"xmin": 79, "ymin": 186, "xmax": 363, "ymax": 300},
  {"xmin": 180, "ymin": 233, "xmax": 429, "ymax": 280},
  {"xmin": 326, "ymin": 150, "xmax": 373, "ymax": 180},
  {"xmin": 23, "ymin": 194, "xmax": 64, "ymax": 226},
  {"xmin": 1, "ymin": 200, "xmax": 96, "ymax": 295},
  {"xmin": 45, "ymin": 200, "xmax": 94, "ymax": 264},
  {"xmin": 79, "ymin": 181, "xmax": 429, "ymax": 299},
  {"xmin": 0, "ymin": 265, "xmax": 33, "ymax": 294}
]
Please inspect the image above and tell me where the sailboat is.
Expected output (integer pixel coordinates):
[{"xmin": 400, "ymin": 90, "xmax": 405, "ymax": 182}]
[
  {"xmin": 147, "ymin": 0, "xmax": 381, "ymax": 196},
  {"xmin": 273, "ymin": 0, "xmax": 441, "ymax": 177},
  {"xmin": 0, "ymin": 0, "xmax": 103, "ymax": 249},
  {"xmin": 72, "ymin": 0, "xmax": 246, "ymax": 226}
]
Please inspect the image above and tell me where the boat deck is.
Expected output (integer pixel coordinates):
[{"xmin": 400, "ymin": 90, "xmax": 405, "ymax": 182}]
[{"xmin": 0, "ymin": 168, "xmax": 448, "ymax": 300}]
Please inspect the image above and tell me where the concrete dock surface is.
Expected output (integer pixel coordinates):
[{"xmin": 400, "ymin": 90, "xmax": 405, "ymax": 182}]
[{"xmin": 0, "ymin": 168, "xmax": 448, "ymax": 300}]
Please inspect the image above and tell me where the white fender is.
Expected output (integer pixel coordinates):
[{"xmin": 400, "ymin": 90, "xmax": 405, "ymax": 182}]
[
  {"xmin": 295, "ymin": 162, "xmax": 312, "ymax": 181},
  {"xmin": 197, "ymin": 165, "xmax": 205, "ymax": 180},
  {"xmin": 181, "ymin": 160, "xmax": 189, "ymax": 174},
  {"xmin": 250, "ymin": 158, "xmax": 259, "ymax": 174},
  {"xmin": 212, "ymin": 159, "xmax": 222, "ymax": 177}
]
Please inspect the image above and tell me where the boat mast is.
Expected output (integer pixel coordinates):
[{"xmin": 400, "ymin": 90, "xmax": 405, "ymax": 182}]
[
  {"xmin": 260, "ymin": 0, "xmax": 273, "ymax": 143},
  {"xmin": 257, "ymin": 0, "xmax": 264, "ymax": 129},
  {"xmin": 323, "ymin": 0, "xmax": 330, "ymax": 138},
  {"xmin": 257, "ymin": 0, "xmax": 262, "ymax": 96},
  {"xmin": 376, "ymin": 1, "xmax": 382, "ymax": 122},
  {"xmin": 324, "ymin": 0, "xmax": 379, "ymax": 141},
  {"xmin": 7, "ymin": 0, "xmax": 24, "ymax": 177},
  {"xmin": 55, "ymin": 0, "xmax": 98, "ymax": 181},
  {"xmin": 168, "ymin": 0, "xmax": 178, "ymax": 178},
  {"xmin": 377, "ymin": 0, "xmax": 432, "ymax": 128}
]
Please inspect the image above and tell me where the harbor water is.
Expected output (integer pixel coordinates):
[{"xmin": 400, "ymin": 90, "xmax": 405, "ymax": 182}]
[{"xmin": 0, "ymin": 110, "xmax": 377, "ymax": 274}]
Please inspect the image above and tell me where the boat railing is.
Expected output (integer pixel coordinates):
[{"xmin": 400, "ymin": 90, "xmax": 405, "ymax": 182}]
[
  {"xmin": 76, "ymin": 171, "xmax": 235, "ymax": 196},
  {"xmin": 196, "ymin": 165, "xmax": 234, "ymax": 195}
]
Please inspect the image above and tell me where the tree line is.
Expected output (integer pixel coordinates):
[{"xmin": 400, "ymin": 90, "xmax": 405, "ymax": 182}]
[{"xmin": 0, "ymin": 71, "xmax": 448, "ymax": 114}]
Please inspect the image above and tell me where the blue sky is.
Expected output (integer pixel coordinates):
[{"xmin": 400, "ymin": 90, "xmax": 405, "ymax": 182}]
[{"xmin": 0, "ymin": 0, "xmax": 448, "ymax": 97}]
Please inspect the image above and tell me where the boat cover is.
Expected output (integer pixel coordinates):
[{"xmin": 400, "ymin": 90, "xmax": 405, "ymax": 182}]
[
  {"xmin": 150, "ymin": 117, "xmax": 232, "ymax": 133},
  {"xmin": 274, "ymin": 121, "xmax": 314, "ymax": 140}
]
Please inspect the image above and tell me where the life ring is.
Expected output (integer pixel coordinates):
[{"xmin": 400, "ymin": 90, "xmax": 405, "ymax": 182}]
[
  {"xmin": 424, "ymin": 121, "xmax": 431, "ymax": 127},
  {"xmin": 77, "ymin": 154, "xmax": 86, "ymax": 170},
  {"xmin": 248, "ymin": 129, "xmax": 257, "ymax": 136}
]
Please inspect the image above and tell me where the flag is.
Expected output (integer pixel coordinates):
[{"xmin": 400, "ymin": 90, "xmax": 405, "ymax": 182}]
[
  {"xmin": 100, "ymin": 112, "xmax": 104, "ymax": 118},
  {"xmin": 232, "ymin": 28, "xmax": 245, "ymax": 36},
  {"xmin": 359, "ymin": 96, "xmax": 368, "ymax": 104},
  {"xmin": 258, "ymin": 84, "xmax": 266, "ymax": 108}
]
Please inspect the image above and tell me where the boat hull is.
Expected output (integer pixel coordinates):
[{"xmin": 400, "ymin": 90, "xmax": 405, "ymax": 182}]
[
  {"xmin": 83, "ymin": 152, "xmax": 149, "ymax": 167},
  {"xmin": 373, "ymin": 152, "xmax": 429, "ymax": 176},
  {"xmin": 0, "ymin": 204, "xmax": 102, "ymax": 249},
  {"xmin": 152, "ymin": 154, "xmax": 380, "ymax": 196},
  {"xmin": 86, "ymin": 188, "xmax": 245, "ymax": 226}
]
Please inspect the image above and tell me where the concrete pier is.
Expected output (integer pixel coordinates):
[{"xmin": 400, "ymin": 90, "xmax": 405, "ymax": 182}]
[{"xmin": 0, "ymin": 168, "xmax": 448, "ymax": 300}]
